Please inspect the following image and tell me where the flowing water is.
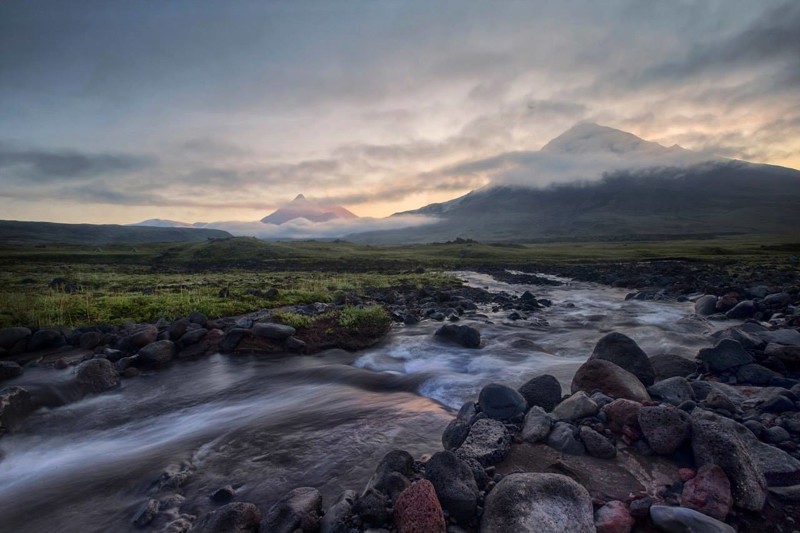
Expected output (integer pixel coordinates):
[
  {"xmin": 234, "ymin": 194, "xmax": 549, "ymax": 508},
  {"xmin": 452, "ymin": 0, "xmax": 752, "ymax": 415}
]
[{"xmin": 0, "ymin": 271, "xmax": 722, "ymax": 532}]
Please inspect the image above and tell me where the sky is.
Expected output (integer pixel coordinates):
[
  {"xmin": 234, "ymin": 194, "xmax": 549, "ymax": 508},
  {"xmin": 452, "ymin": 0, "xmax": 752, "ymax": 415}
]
[{"xmin": 1, "ymin": 0, "xmax": 798, "ymax": 225}]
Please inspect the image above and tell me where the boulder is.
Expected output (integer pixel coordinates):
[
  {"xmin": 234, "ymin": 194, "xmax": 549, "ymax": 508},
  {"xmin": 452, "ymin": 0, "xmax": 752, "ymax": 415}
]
[
  {"xmin": 478, "ymin": 383, "xmax": 527, "ymax": 420},
  {"xmin": 725, "ymin": 300, "xmax": 756, "ymax": 319},
  {"xmin": 0, "ymin": 361, "xmax": 23, "ymax": 381},
  {"xmin": 736, "ymin": 363, "xmax": 781, "ymax": 386},
  {"xmin": 638, "ymin": 405, "xmax": 690, "ymax": 455},
  {"xmin": 28, "ymin": 328, "xmax": 64, "ymax": 351},
  {"xmin": 393, "ymin": 480, "xmax": 446, "ymax": 533},
  {"xmin": 252, "ymin": 322, "xmax": 296, "ymax": 340},
  {"xmin": 680, "ymin": 464, "xmax": 732, "ymax": 521},
  {"xmin": 79, "ymin": 331, "xmax": 104, "ymax": 350},
  {"xmin": 220, "ymin": 328, "xmax": 248, "ymax": 352},
  {"xmin": 132, "ymin": 498, "xmax": 159, "ymax": 528},
  {"xmin": 552, "ymin": 391, "xmax": 598, "ymax": 421},
  {"xmin": 580, "ymin": 426, "xmax": 616, "ymax": 459},
  {"xmin": 0, "ymin": 386, "xmax": 35, "ymax": 433},
  {"xmin": 697, "ymin": 339, "xmax": 753, "ymax": 373},
  {"xmin": 353, "ymin": 488, "xmax": 388, "ymax": 526},
  {"xmin": 601, "ymin": 399, "xmax": 643, "ymax": 432},
  {"xmin": 743, "ymin": 431, "xmax": 800, "ymax": 487},
  {"xmin": 480, "ymin": 473, "xmax": 594, "ymax": 533},
  {"xmin": 647, "ymin": 377, "xmax": 694, "ymax": 406},
  {"xmin": 572, "ymin": 359, "xmax": 650, "ymax": 402},
  {"xmin": 703, "ymin": 389, "xmax": 737, "ymax": 413},
  {"xmin": 194, "ymin": 502, "xmax": 262, "ymax": 533},
  {"xmin": 167, "ymin": 318, "xmax": 190, "ymax": 341},
  {"xmin": 320, "ymin": 490, "xmax": 356, "ymax": 533},
  {"xmin": 517, "ymin": 374, "xmax": 562, "ymax": 412},
  {"xmin": 521, "ymin": 406, "xmax": 553, "ymax": 443},
  {"xmin": 442, "ymin": 402, "xmax": 476, "ymax": 451},
  {"xmin": 75, "ymin": 358, "xmax": 119, "ymax": 394},
  {"xmin": 188, "ymin": 311, "xmax": 208, "ymax": 326},
  {"xmin": 649, "ymin": 354, "xmax": 696, "ymax": 381},
  {"xmin": 365, "ymin": 449, "xmax": 414, "ymax": 499},
  {"xmin": 590, "ymin": 332, "xmax": 655, "ymax": 386},
  {"xmin": 765, "ymin": 343, "xmax": 800, "ymax": 367},
  {"xmin": 764, "ymin": 292, "xmax": 792, "ymax": 308},
  {"xmin": 455, "ymin": 418, "xmax": 511, "ymax": 466},
  {"xmin": 434, "ymin": 324, "xmax": 480, "ymax": 348},
  {"xmin": 695, "ymin": 295, "xmax": 718, "ymax": 316},
  {"xmin": 262, "ymin": 486, "xmax": 322, "ymax": 533},
  {"xmin": 137, "ymin": 340, "xmax": 176, "ymax": 367},
  {"xmin": 120, "ymin": 325, "xmax": 159, "ymax": 351},
  {"xmin": 649, "ymin": 505, "xmax": 735, "ymax": 533},
  {"xmin": 547, "ymin": 421, "xmax": 585, "ymax": 455},
  {"xmin": 0, "ymin": 327, "xmax": 31, "ymax": 350},
  {"xmin": 691, "ymin": 410, "xmax": 767, "ymax": 511},
  {"xmin": 594, "ymin": 500, "xmax": 634, "ymax": 533},
  {"xmin": 424, "ymin": 451, "xmax": 479, "ymax": 524}
]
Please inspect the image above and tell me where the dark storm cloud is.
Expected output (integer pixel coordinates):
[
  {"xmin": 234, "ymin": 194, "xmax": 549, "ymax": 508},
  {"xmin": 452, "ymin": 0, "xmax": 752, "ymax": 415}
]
[{"xmin": 0, "ymin": 143, "xmax": 154, "ymax": 182}]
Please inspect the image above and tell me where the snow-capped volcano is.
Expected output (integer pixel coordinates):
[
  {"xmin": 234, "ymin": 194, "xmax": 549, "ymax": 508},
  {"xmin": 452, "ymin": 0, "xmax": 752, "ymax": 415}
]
[{"xmin": 260, "ymin": 194, "xmax": 358, "ymax": 225}]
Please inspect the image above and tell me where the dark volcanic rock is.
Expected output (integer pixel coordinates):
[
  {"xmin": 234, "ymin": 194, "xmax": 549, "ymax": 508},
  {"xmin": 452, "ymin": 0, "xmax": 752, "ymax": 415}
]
[
  {"xmin": 650, "ymin": 505, "xmax": 735, "ymax": 533},
  {"xmin": 262, "ymin": 486, "xmax": 322, "ymax": 533},
  {"xmin": 647, "ymin": 376, "xmax": 694, "ymax": 406},
  {"xmin": 725, "ymin": 300, "xmax": 756, "ymax": 319},
  {"xmin": 0, "ymin": 327, "xmax": 31, "ymax": 350},
  {"xmin": 694, "ymin": 295, "xmax": 718, "ymax": 316},
  {"xmin": 252, "ymin": 322, "xmax": 296, "ymax": 340},
  {"xmin": 691, "ymin": 410, "xmax": 767, "ymax": 511},
  {"xmin": 639, "ymin": 404, "xmax": 690, "ymax": 455},
  {"xmin": 736, "ymin": 363, "xmax": 781, "ymax": 386},
  {"xmin": 0, "ymin": 386, "xmax": 35, "ymax": 433},
  {"xmin": 0, "ymin": 361, "xmax": 23, "ymax": 381},
  {"xmin": 602, "ymin": 399, "xmax": 643, "ymax": 432},
  {"xmin": 424, "ymin": 451, "xmax": 479, "ymax": 523},
  {"xmin": 392, "ymin": 480, "xmax": 446, "ymax": 533},
  {"xmin": 547, "ymin": 421, "xmax": 586, "ymax": 455},
  {"xmin": 591, "ymin": 332, "xmax": 655, "ymax": 386},
  {"xmin": 517, "ymin": 374, "xmax": 562, "ymax": 412},
  {"xmin": 28, "ymin": 328, "xmax": 65, "ymax": 351},
  {"xmin": 79, "ymin": 331, "xmax": 104, "ymax": 350},
  {"xmin": 442, "ymin": 402, "xmax": 476, "ymax": 451},
  {"xmin": 552, "ymin": 391, "xmax": 598, "ymax": 421},
  {"xmin": 320, "ymin": 490, "xmax": 356, "ymax": 533},
  {"xmin": 137, "ymin": 340, "xmax": 176, "ymax": 367},
  {"xmin": 455, "ymin": 418, "xmax": 511, "ymax": 466},
  {"xmin": 572, "ymin": 359, "xmax": 650, "ymax": 402},
  {"xmin": 481, "ymin": 473, "xmax": 594, "ymax": 533},
  {"xmin": 195, "ymin": 502, "xmax": 262, "ymax": 533},
  {"xmin": 131, "ymin": 498, "xmax": 159, "ymax": 528},
  {"xmin": 478, "ymin": 383, "xmax": 527, "ymax": 420},
  {"xmin": 649, "ymin": 354, "xmax": 696, "ymax": 381},
  {"xmin": 220, "ymin": 328, "xmax": 248, "ymax": 352},
  {"xmin": 75, "ymin": 358, "xmax": 119, "ymax": 394},
  {"xmin": 521, "ymin": 406, "xmax": 553, "ymax": 443},
  {"xmin": 697, "ymin": 339, "xmax": 753, "ymax": 373},
  {"xmin": 579, "ymin": 426, "xmax": 616, "ymax": 459},
  {"xmin": 434, "ymin": 324, "xmax": 480, "ymax": 348}
]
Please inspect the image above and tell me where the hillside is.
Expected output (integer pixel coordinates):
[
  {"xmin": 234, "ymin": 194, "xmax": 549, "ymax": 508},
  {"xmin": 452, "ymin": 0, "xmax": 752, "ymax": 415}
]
[{"xmin": 0, "ymin": 220, "xmax": 232, "ymax": 245}]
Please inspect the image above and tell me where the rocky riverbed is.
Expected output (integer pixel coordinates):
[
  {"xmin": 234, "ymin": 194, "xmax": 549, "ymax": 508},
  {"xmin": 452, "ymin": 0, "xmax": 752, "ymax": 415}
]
[{"xmin": 1, "ymin": 268, "xmax": 799, "ymax": 532}]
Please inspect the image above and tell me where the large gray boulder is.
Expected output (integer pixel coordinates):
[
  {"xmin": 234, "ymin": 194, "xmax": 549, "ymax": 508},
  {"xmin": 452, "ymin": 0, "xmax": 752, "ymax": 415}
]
[
  {"xmin": 455, "ymin": 418, "xmax": 511, "ymax": 466},
  {"xmin": 442, "ymin": 402, "xmax": 476, "ymax": 451},
  {"xmin": 434, "ymin": 324, "xmax": 480, "ymax": 348},
  {"xmin": 649, "ymin": 505, "xmax": 735, "ymax": 533},
  {"xmin": 424, "ymin": 451, "xmax": 479, "ymax": 523},
  {"xmin": 572, "ymin": 359, "xmax": 650, "ymax": 402},
  {"xmin": 75, "ymin": 358, "xmax": 120, "ymax": 395},
  {"xmin": 517, "ymin": 374, "xmax": 562, "ymax": 412},
  {"xmin": 638, "ymin": 404, "xmax": 690, "ymax": 455},
  {"xmin": 137, "ymin": 340, "xmax": 176, "ymax": 367},
  {"xmin": 591, "ymin": 332, "xmax": 655, "ymax": 386},
  {"xmin": 697, "ymin": 339, "xmax": 753, "ymax": 373},
  {"xmin": 647, "ymin": 377, "xmax": 694, "ymax": 406},
  {"xmin": 695, "ymin": 295, "xmax": 718, "ymax": 316},
  {"xmin": 691, "ymin": 410, "xmax": 767, "ymax": 511},
  {"xmin": 262, "ymin": 487, "xmax": 322, "ymax": 533},
  {"xmin": 478, "ymin": 383, "xmax": 527, "ymax": 420},
  {"xmin": 252, "ymin": 322, "xmax": 296, "ymax": 340},
  {"xmin": 579, "ymin": 426, "xmax": 616, "ymax": 459},
  {"xmin": 521, "ymin": 406, "xmax": 553, "ymax": 443},
  {"xmin": 552, "ymin": 391, "xmax": 598, "ymax": 421},
  {"xmin": 0, "ymin": 327, "xmax": 31, "ymax": 350},
  {"xmin": 649, "ymin": 353, "xmax": 696, "ymax": 381},
  {"xmin": 480, "ymin": 473, "xmax": 594, "ymax": 533}
]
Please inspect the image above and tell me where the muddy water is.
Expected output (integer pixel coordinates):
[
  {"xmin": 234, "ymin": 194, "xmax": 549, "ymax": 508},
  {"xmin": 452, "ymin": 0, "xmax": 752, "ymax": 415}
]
[{"xmin": 0, "ymin": 272, "xmax": 720, "ymax": 532}]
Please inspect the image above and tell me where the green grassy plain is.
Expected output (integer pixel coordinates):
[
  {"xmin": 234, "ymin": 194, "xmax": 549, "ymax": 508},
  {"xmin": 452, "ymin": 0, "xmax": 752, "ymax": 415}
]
[{"xmin": 0, "ymin": 235, "xmax": 798, "ymax": 328}]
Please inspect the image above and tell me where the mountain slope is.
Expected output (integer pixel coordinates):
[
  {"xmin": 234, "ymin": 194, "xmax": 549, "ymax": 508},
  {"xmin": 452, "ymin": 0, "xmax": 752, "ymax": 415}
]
[
  {"xmin": 0, "ymin": 220, "xmax": 232, "ymax": 245},
  {"xmin": 261, "ymin": 194, "xmax": 357, "ymax": 224}
]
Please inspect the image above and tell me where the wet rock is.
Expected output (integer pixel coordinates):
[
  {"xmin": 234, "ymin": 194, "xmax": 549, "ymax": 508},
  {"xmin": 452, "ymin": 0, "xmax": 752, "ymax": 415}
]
[
  {"xmin": 590, "ymin": 332, "xmax": 655, "ymax": 386},
  {"xmin": 763, "ymin": 426, "xmax": 791, "ymax": 444},
  {"xmin": 320, "ymin": 490, "xmax": 356, "ymax": 533},
  {"xmin": 764, "ymin": 292, "xmax": 792, "ymax": 308},
  {"xmin": 167, "ymin": 318, "xmax": 190, "ymax": 341},
  {"xmin": 79, "ymin": 331, "xmax": 104, "ymax": 350},
  {"xmin": 552, "ymin": 391, "xmax": 598, "ymax": 421},
  {"xmin": 547, "ymin": 421, "xmax": 586, "ymax": 455},
  {"xmin": 517, "ymin": 374, "xmax": 562, "ymax": 412},
  {"xmin": 455, "ymin": 418, "xmax": 511, "ymax": 466},
  {"xmin": 178, "ymin": 328, "xmax": 207, "ymax": 347},
  {"xmin": 481, "ymin": 473, "xmax": 594, "ymax": 533},
  {"xmin": 695, "ymin": 295, "xmax": 718, "ymax": 316},
  {"xmin": 649, "ymin": 354, "xmax": 696, "ymax": 381},
  {"xmin": 726, "ymin": 300, "xmax": 756, "ymax": 319},
  {"xmin": 647, "ymin": 376, "xmax": 694, "ymax": 406},
  {"xmin": 285, "ymin": 336, "xmax": 306, "ymax": 353},
  {"xmin": 434, "ymin": 324, "xmax": 480, "ymax": 348},
  {"xmin": 252, "ymin": 322, "xmax": 296, "ymax": 340},
  {"xmin": 365, "ymin": 449, "xmax": 414, "ymax": 498},
  {"xmin": 211, "ymin": 485, "xmax": 236, "ymax": 503},
  {"xmin": 219, "ymin": 328, "xmax": 248, "ymax": 353},
  {"xmin": 521, "ymin": 406, "xmax": 553, "ymax": 443},
  {"xmin": 697, "ymin": 339, "xmax": 753, "ymax": 373},
  {"xmin": 0, "ymin": 361, "xmax": 23, "ymax": 381},
  {"xmin": 601, "ymin": 399, "xmax": 642, "ymax": 432},
  {"xmin": 594, "ymin": 500, "xmax": 633, "ymax": 533},
  {"xmin": 629, "ymin": 496, "xmax": 652, "ymax": 518},
  {"xmin": 132, "ymin": 498, "xmax": 159, "ymax": 528},
  {"xmin": 0, "ymin": 327, "xmax": 31, "ymax": 350},
  {"xmin": 638, "ymin": 404, "xmax": 690, "ymax": 456},
  {"xmin": 478, "ymin": 383, "xmax": 527, "ymax": 420},
  {"xmin": 580, "ymin": 426, "xmax": 616, "ymax": 459},
  {"xmin": 262, "ymin": 486, "xmax": 322, "ymax": 533},
  {"xmin": 138, "ymin": 340, "xmax": 176, "ymax": 367},
  {"xmin": 424, "ymin": 451, "xmax": 479, "ymax": 523},
  {"xmin": 761, "ymin": 394, "xmax": 794, "ymax": 413},
  {"xmin": 353, "ymin": 488, "xmax": 388, "ymax": 526},
  {"xmin": 650, "ymin": 505, "xmax": 735, "ymax": 533},
  {"xmin": 736, "ymin": 363, "xmax": 781, "ymax": 386},
  {"xmin": 28, "ymin": 328, "xmax": 64, "ymax": 351},
  {"xmin": 765, "ymin": 343, "xmax": 800, "ymax": 367},
  {"xmin": 442, "ymin": 402, "xmax": 476, "ymax": 451},
  {"xmin": 75, "ymin": 358, "xmax": 119, "ymax": 394},
  {"xmin": 195, "ymin": 502, "xmax": 262, "ymax": 533},
  {"xmin": 393, "ymin": 480, "xmax": 446, "ymax": 533},
  {"xmin": 744, "ymin": 431, "xmax": 800, "ymax": 486},
  {"xmin": 691, "ymin": 410, "xmax": 767, "ymax": 511},
  {"xmin": 0, "ymin": 386, "xmax": 35, "ymax": 433},
  {"xmin": 572, "ymin": 359, "xmax": 650, "ymax": 402},
  {"xmin": 703, "ymin": 389, "xmax": 737, "ymax": 413},
  {"xmin": 188, "ymin": 311, "xmax": 207, "ymax": 326},
  {"xmin": 119, "ymin": 325, "xmax": 159, "ymax": 351},
  {"xmin": 680, "ymin": 464, "xmax": 732, "ymax": 521}
]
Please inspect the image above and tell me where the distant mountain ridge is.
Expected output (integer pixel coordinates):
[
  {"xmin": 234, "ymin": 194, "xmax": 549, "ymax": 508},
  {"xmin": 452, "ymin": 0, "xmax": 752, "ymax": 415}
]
[
  {"xmin": 0, "ymin": 220, "xmax": 231, "ymax": 245},
  {"xmin": 348, "ymin": 124, "xmax": 800, "ymax": 243},
  {"xmin": 261, "ymin": 194, "xmax": 357, "ymax": 225}
]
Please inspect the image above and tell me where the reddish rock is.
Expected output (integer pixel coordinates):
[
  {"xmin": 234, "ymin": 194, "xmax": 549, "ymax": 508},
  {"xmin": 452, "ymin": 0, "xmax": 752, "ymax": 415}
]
[
  {"xmin": 680, "ymin": 464, "xmax": 732, "ymax": 521},
  {"xmin": 595, "ymin": 500, "xmax": 634, "ymax": 533},
  {"xmin": 393, "ymin": 480, "xmax": 446, "ymax": 533},
  {"xmin": 571, "ymin": 359, "xmax": 650, "ymax": 402},
  {"xmin": 716, "ymin": 292, "xmax": 740, "ymax": 312},
  {"xmin": 678, "ymin": 468, "xmax": 696, "ymax": 482},
  {"xmin": 54, "ymin": 357, "xmax": 70, "ymax": 369},
  {"xmin": 602, "ymin": 399, "xmax": 642, "ymax": 432}
]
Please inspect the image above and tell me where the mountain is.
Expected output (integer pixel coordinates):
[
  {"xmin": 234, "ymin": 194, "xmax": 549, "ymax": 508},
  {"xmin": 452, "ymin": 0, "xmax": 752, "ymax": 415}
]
[
  {"xmin": 347, "ymin": 124, "xmax": 800, "ymax": 243},
  {"xmin": 131, "ymin": 218, "xmax": 196, "ymax": 228},
  {"xmin": 0, "ymin": 220, "xmax": 232, "ymax": 245},
  {"xmin": 261, "ymin": 194, "xmax": 358, "ymax": 225}
]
